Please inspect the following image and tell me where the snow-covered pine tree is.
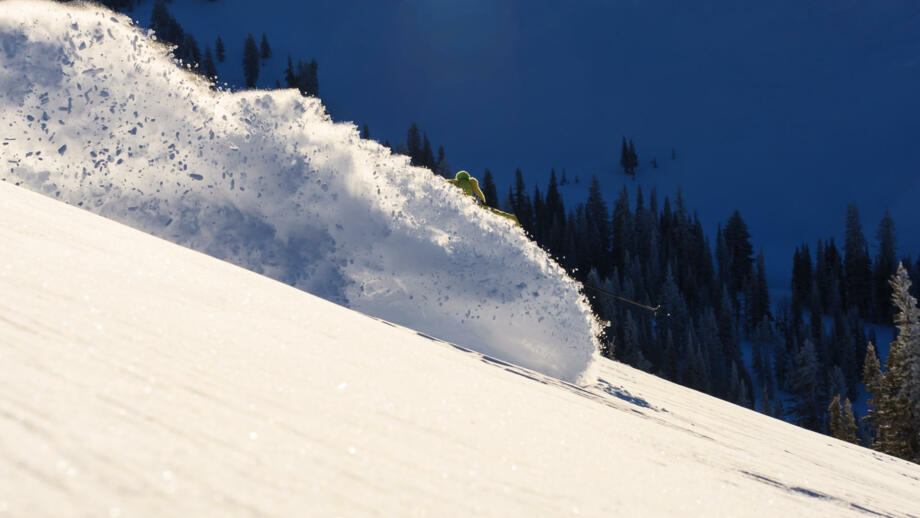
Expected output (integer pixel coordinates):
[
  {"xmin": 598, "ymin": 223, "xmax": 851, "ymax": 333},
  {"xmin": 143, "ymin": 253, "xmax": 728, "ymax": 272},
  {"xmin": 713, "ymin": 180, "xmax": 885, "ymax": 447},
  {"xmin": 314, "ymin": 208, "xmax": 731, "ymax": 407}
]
[
  {"xmin": 885, "ymin": 263, "xmax": 920, "ymax": 460},
  {"xmin": 843, "ymin": 397, "xmax": 860, "ymax": 444},
  {"xmin": 829, "ymin": 394, "xmax": 860, "ymax": 444},
  {"xmin": 827, "ymin": 366, "xmax": 847, "ymax": 411}
]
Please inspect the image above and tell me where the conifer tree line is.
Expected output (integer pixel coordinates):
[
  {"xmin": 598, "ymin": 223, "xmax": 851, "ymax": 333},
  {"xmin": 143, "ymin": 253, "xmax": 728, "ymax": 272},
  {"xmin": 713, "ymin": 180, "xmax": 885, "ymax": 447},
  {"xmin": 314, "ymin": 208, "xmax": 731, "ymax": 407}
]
[
  {"xmin": 283, "ymin": 56, "xmax": 319, "ymax": 97},
  {"xmin": 860, "ymin": 264, "xmax": 920, "ymax": 462},
  {"xmin": 619, "ymin": 137, "xmax": 638, "ymax": 176},
  {"xmin": 89, "ymin": 0, "xmax": 320, "ymax": 96},
  {"xmin": 479, "ymin": 170, "xmax": 920, "ymax": 462},
  {"xmin": 486, "ymin": 173, "xmax": 763, "ymax": 409},
  {"xmin": 363, "ymin": 122, "xmax": 456, "ymax": 180}
]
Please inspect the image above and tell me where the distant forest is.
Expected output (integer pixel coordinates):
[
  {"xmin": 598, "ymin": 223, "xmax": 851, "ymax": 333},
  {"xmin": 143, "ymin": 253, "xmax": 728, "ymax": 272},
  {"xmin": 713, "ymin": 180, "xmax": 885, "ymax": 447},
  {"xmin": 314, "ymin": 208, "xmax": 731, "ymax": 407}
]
[{"xmin": 81, "ymin": 0, "xmax": 920, "ymax": 465}]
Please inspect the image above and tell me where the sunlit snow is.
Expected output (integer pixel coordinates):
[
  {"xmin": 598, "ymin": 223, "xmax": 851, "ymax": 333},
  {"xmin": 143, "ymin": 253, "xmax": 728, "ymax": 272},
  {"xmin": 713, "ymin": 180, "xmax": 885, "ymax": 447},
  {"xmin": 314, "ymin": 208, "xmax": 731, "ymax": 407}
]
[
  {"xmin": 3, "ymin": 3, "xmax": 920, "ymax": 515},
  {"xmin": 3, "ymin": 174, "xmax": 920, "ymax": 516},
  {"xmin": 0, "ymin": 0, "xmax": 600, "ymax": 383}
]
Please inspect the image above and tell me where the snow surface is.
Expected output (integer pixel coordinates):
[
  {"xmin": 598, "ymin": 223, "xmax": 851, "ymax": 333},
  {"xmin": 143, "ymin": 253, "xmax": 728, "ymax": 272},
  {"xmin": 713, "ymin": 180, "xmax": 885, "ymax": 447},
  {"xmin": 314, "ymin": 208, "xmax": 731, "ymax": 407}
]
[
  {"xmin": 0, "ymin": 0, "xmax": 600, "ymax": 384},
  {"xmin": 3, "ymin": 175, "xmax": 920, "ymax": 517}
]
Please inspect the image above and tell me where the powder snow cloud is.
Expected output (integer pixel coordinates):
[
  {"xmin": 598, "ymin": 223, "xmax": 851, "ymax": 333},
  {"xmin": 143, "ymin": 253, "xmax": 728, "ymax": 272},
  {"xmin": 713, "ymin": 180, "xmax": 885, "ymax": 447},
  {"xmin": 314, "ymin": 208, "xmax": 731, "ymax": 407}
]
[{"xmin": 0, "ymin": 0, "xmax": 601, "ymax": 383}]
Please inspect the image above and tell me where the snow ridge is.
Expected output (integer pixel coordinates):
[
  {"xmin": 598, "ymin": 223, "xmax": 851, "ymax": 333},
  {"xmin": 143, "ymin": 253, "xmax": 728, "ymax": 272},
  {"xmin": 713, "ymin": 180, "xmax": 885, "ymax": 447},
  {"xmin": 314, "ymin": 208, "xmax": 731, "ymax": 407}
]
[{"xmin": 0, "ymin": 0, "xmax": 600, "ymax": 383}]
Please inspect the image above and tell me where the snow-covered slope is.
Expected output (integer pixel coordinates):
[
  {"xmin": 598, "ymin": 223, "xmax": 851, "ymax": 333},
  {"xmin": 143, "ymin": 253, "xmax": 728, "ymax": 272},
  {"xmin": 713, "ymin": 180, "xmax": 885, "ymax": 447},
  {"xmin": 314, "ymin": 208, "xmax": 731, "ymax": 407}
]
[
  {"xmin": 4, "ymin": 176, "xmax": 920, "ymax": 516},
  {"xmin": 0, "ymin": 0, "xmax": 599, "ymax": 383}
]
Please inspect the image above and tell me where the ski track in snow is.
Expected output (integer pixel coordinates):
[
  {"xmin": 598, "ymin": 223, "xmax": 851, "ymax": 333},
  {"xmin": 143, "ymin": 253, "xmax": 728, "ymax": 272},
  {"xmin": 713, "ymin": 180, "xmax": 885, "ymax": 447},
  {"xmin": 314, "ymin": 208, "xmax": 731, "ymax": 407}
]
[
  {"xmin": 2, "ymin": 180, "xmax": 920, "ymax": 516},
  {"xmin": 0, "ymin": 0, "xmax": 600, "ymax": 383}
]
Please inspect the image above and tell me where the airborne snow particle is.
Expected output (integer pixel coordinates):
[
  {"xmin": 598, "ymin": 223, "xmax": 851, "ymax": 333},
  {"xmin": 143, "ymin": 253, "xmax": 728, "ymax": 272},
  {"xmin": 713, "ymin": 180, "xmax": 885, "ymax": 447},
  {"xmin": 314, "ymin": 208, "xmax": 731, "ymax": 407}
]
[{"xmin": 58, "ymin": 145, "xmax": 67, "ymax": 154}]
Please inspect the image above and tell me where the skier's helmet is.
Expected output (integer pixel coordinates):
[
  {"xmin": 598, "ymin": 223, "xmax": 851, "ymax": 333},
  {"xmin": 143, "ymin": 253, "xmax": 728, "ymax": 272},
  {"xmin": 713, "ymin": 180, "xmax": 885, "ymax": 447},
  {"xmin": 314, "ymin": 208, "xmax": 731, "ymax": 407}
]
[{"xmin": 455, "ymin": 170, "xmax": 471, "ymax": 182}]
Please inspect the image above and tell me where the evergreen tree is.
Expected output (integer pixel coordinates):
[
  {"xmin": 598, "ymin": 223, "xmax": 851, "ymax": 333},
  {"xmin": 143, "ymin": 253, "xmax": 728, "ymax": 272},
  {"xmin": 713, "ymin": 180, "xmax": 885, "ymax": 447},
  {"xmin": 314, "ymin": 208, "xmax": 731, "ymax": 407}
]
[
  {"xmin": 874, "ymin": 211, "xmax": 898, "ymax": 322},
  {"xmin": 215, "ymin": 35, "xmax": 225, "ymax": 62},
  {"xmin": 620, "ymin": 137, "xmax": 632, "ymax": 176},
  {"xmin": 752, "ymin": 316, "xmax": 774, "ymax": 394},
  {"xmin": 844, "ymin": 203, "xmax": 871, "ymax": 316},
  {"xmin": 584, "ymin": 176, "xmax": 611, "ymax": 277},
  {"xmin": 200, "ymin": 45, "xmax": 218, "ymax": 80},
  {"xmin": 723, "ymin": 210, "xmax": 754, "ymax": 294},
  {"xmin": 863, "ymin": 264, "xmax": 920, "ymax": 461},
  {"xmin": 96, "ymin": 0, "xmax": 135, "ymax": 11},
  {"xmin": 307, "ymin": 59, "xmax": 319, "ymax": 96},
  {"xmin": 481, "ymin": 170, "xmax": 498, "ymax": 209},
  {"xmin": 792, "ymin": 244, "xmax": 813, "ymax": 308},
  {"xmin": 285, "ymin": 58, "xmax": 320, "ymax": 96},
  {"xmin": 829, "ymin": 395, "xmax": 859, "ymax": 444},
  {"xmin": 827, "ymin": 366, "xmax": 848, "ymax": 409},
  {"xmin": 628, "ymin": 139, "xmax": 638, "ymax": 173},
  {"xmin": 421, "ymin": 134, "xmax": 436, "ymax": 170},
  {"xmin": 242, "ymin": 34, "xmax": 260, "ymax": 88},
  {"xmin": 435, "ymin": 147, "xmax": 452, "ymax": 178},
  {"xmin": 820, "ymin": 239, "xmax": 844, "ymax": 314},
  {"xmin": 177, "ymin": 34, "xmax": 201, "ymax": 67},
  {"xmin": 862, "ymin": 342, "xmax": 884, "ymax": 445},
  {"xmin": 611, "ymin": 187, "xmax": 632, "ymax": 273},
  {"xmin": 512, "ymin": 169, "xmax": 535, "ymax": 234},
  {"xmin": 361, "ymin": 124, "xmax": 370, "ymax": 140},
  {"xmin": 828, "ymin": 394, "xmax": 844, "ymax": 440},
  {"xmin": 543, "ymin": 170, "xmax": 566, "ymax": 259},
  {"xmin": 284, "ymin": 55, "xmax": 296, "ymax": 88},
  {"xmin": 746, "ymin": 251, "xmax": 770, "ymax": 329},
  {"xmin": 760, "ymin": 384, "xmax": 772, "ymax": 415},
  {"xmin": 435, "ymin": 145, "xmax": 445, "ymax": 170},
  {"xmin": 532, "ymin": 186, "xmax": 546, "ymax": 242},
  {"xmin": 682, "ymin": 331, "xmax": 711, "ymax": 393},
  {"xmin": 406, "ymin": 123, "xmax": 422, "ymax": 165},
  {"xmin": 842, "ymin": 397, "xmax": 860, "ymax": 444},
  {"xmin": 260, "ymin": 33, "xmax": 272, "ymax": 60},
  {"xmin": 791, "ymin": 339, "xmax": 823, "ymax": 430},
  {"xmin": 151, "ymin": 0, "xmax": 183, "ymax": 47},
  {"xmin": 886, "ymin": 263, "xmax": 920, "ymax": 459},
  {"xmin": 716, "ymin": 225, "xmax": 730, "ymax": 290}
]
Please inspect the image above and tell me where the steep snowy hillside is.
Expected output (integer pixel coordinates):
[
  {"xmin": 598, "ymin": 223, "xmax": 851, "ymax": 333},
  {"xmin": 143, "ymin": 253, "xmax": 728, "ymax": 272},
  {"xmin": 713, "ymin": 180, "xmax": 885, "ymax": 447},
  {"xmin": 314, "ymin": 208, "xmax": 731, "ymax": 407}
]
[
  {"xmin": 3, "ymin": 175, "xmax": 920, "ymax": 516},
  {"xmin": 0, "ymin": 0, "xmax": 599, "ymax": 383}
]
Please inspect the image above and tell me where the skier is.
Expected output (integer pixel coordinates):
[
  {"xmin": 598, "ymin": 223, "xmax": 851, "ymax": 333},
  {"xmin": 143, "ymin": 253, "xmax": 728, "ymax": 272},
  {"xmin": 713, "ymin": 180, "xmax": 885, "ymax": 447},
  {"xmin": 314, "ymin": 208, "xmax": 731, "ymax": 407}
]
[{"xmin": 447, "ymin": 171, "xmax": 520, "ymax": 225}]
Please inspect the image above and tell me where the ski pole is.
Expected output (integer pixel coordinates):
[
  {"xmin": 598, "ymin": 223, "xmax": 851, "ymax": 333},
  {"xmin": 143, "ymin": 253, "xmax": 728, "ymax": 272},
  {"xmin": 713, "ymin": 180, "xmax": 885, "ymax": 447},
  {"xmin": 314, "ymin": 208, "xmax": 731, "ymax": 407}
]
[{"xmin": 582, "ymin": 283, "xmax": 665, "ymax": 317}]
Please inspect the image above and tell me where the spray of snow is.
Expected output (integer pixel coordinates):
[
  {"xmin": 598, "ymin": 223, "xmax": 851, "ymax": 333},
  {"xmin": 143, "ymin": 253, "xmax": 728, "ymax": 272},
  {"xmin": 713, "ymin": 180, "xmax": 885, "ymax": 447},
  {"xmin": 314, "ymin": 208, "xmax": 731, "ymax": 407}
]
[{"xmin": 0, "ymin": 0, "xmax": 601, "ymax": 383}]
